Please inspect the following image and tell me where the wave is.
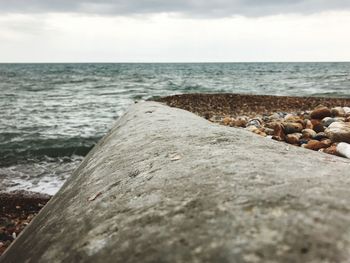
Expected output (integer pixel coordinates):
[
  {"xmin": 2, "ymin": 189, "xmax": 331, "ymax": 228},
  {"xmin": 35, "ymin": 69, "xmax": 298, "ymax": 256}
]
[{"xmin": 0, "ymin": 136, "xmax": 100, "ymax": 167}]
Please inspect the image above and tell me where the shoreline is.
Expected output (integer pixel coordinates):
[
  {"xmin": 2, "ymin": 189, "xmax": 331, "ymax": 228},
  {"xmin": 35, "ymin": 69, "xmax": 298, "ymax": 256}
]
[
  {"xmin": 3, "ymin": 100, "xmax": 350, "ymax": 262},
  {"xmin": 2, "ymin": 93, "xmax": 350, "ymax": 256}
]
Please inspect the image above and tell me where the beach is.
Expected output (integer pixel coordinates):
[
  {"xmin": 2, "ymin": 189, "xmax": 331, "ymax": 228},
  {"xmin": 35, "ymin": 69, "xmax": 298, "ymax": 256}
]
[{"xmin": 3, "ymin": 93, "xmax": 350, "ymax": 255}]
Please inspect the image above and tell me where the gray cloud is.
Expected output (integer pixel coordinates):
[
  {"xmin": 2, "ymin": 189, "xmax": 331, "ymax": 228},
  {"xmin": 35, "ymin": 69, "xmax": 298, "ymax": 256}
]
[{"xmin": 0, "ymin": 0, "xmax": 350, "ymax": 17}]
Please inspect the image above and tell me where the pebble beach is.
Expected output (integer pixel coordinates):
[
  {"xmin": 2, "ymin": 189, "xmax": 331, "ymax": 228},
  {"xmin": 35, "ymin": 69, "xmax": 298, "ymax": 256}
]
[
  {"xmin": 156, "ymin": 94, "xmax": 350, "ymax": 158},
  {"xmin": 2, "ymin": 93, "xmax": 350, "ymax": 256}
]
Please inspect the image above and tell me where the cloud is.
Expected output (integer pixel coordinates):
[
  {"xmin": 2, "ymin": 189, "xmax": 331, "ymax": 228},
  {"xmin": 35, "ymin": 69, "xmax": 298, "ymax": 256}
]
[{"xmin": 1, "ymin": 0, "xmax": 350, "ymax": 17}]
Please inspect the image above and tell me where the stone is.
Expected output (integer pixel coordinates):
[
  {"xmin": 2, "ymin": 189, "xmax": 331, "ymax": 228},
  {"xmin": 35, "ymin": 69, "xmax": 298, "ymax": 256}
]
[
  {"xmin": 284, "ymin": 122, "xmax": 303, "ymax": 134},
  {"xmin": 246, "ymin": 118, "xmax": 262, "ymax": 128},
  {"xmin": 272, "ymin": 123, "xmax": 285, "ymax": 141},
  {"xmin": 320, "ymin": 138, "xmax": 332, "ymax": 148},
  {"xmin": 299, "ymin": 139, "xmax": 309, "ymax": 145},
  {"xmin": 245, "ymin": 125, "xmax": 259, "ymax": 133},
  {"xmin": 284, "ymin": 114, "xmax": 301, "ymax": 123},
  {"xmin": 310, "ymin": 119, "xmax": 325, "ymax": 133},
  {"xmin": 254, "ymin": 130, "xmax": 267, "ymax": 137},
  {"xmin": 302, "ymin": 140, "xmax": 330, "ymax": 151},
  {"xmin": 314, "ymin": 132, "xmax": 329, "ymax": 141},
  {"xmin": 322, "ymin": 117, "xmax": 338, "ymax": 127},
  {"xmin": 343, "ymin": 107, "xmax": 350, "ymax": 116},
  {"xmin": 335, "ymin": 117, "xmax": 345, "ymax": 122},
  {"xmin": 321, "ymin": 144, "xmax": 341, "ymax": 156},
  {"xmin": 209, "ymin": 115, "xmax": 222, "ymax": 122},
  {"xmin": 301, "ymin": 129, "xmax": 317, "ymax": 139},
  {"xmin": 222, "ymin": 116, "xmax": 235, "ymax": 126},
  {"xmin": 286, "ymin": 133, "xmax": 302, "ymax": 144},
  {"xmin": 235, "ymin": 117, "xmax": 248, "ymax": 127},
  {"xmin": 2, "ymin": 101, "xmax": 350, "ymax": 263},
  {"xmin": 331, "ymin": 107, "xmax": 346, "ymax": 117},
  {"xmin": 325, "ymin": 122, "xmax": 350, "ymax": 143},
  {"xmin": 336, "ymin": 142, "xmax": 350, "ymax": 158},
  {"xmin": 304, "ymin": 119, "xmax": 313, "ymax": 130},
  {"xmin": 264, "ymin": 127, "xmax": 275, "ymax": 136},
  {"xmin": 270, "ymin": 112, "xmax": 287, "ymax": 119},
  {"xmin": 310, "ymin": 106, "xmax": 332, "ymax": 119}
]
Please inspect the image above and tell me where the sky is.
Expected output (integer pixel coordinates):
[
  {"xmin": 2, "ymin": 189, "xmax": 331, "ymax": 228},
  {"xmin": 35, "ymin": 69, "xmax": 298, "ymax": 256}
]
[{"xmin": 0, "ymin": 0, "xmax": 350, "ymax": 62}]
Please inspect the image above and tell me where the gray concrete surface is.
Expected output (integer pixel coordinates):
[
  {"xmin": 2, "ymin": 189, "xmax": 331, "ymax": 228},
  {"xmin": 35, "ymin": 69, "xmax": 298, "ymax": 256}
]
[{"xmin": 2, "ymin": 101, "xmax": 350, "ymax": 263}]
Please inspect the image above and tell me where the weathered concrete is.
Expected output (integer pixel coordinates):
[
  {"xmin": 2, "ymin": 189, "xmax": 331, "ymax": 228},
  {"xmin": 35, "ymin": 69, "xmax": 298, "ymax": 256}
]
[{"xmin": 2, "ymin": 101, "xmax": 350, "ymax": 263}]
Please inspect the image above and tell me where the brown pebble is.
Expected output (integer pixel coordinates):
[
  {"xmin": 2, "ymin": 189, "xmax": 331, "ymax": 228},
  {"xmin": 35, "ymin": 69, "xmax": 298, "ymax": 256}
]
[
  {"xmin": 222, "ymin": 116, "xmax": 235, "ymax": 126},
  {"xmin": 310, "ymin": 119, "xmax": 325, "ymax": 133},
  {"xmin": 286, "ymin": 133, "xmax": 302, "ymax": 144},
  {"xmin": 320, "ymin": 138, "xmax": 332, "ymax": 148},
  {"xmin": 310, "ymin": 106, "xmax": 332, "ymax": 119},
  {"xmin": 303, "ymin": 140, "xmax": 330, "ymax": 151},
  {"xmin": 302, "ymin": 129, "xmax": 317, "ymax": 139},
  {"xmin": 321, "ymin": 144, "xmax": 342, "ymax": 156},
  {"xmin": 235, "ymin": 117, "xmax": 247, "ymax": 127},
  {"xmin": 284, "ymin": 114, "xmax": 301, "ymax": 123},
  {"xmin": 273, "ymin": 123, "xmax": 285, "ymax": 141}
]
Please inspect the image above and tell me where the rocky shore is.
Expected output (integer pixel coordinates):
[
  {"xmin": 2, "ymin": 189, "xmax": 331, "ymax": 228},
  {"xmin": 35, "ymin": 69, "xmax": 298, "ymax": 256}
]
[
  {"xmin": 155, "ymin": 94, "xmax": 350, "ymax": 158},
  {"xmin": 0, "ymin": 191, "xmax": 51, "ymax": 255},
  {"xmin": 3, "ymin": 101, "xmax": 350, "ymax": 263},
  {"xmin": 2, "ymin": 94, "xmax": 350, "ymax": 259}
]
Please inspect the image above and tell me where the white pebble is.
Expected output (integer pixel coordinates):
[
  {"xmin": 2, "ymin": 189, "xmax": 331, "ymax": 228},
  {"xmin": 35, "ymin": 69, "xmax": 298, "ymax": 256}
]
[
  {"xmin": 336, "ymin": 142, "xmax": 350, "ymax": 159},
  {"xmin": 344, "ymin": 107, "xmax": 350, "ymax": 116}
]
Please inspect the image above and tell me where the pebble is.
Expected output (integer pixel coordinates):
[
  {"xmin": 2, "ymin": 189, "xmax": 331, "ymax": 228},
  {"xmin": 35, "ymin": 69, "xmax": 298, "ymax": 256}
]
[
  {"xmin": 286, "ymin": 133, "xmax": 302, "ymax": 144},
  {"xmin": 310, "ymin": 106, "xmax": 332, "ymax": 119},
  {"xmin": 302, "ymin": 140, "xmax": 329, "ymax": 151},
  {"xmin": 245, "ymin": 126, "xmax": 259, "ymax": 133},
  {"xmin": 284, "ymin": 122, "xmax": 303, "ymax": 134},
  {"xmin": 320, "ymin": 145, "xmax": 340, "ymax": 156},
  {"xmin": 320, "ymin": 138, "xmax": 332, "ymax": 148},
  {"xmin": 284, "ymin": 114, "xmax": 301, "ymax": 122},
  {"xmin": 301, "ymin": 129, "xmax": 316, "ymax": 139},
  {"xmin": 246, "ymin": 118, "xmax": 261, "ymax": 128},
  {"xmin": 325, "ymin": 122, "xmax": 350, "ymax": 143},
  {"xmin": 216, "ymin": 104, "xmax": 350, "ymax": 159},
  {"xmin": 310, "ymin": 119, "xmax": 325, "ymax": 133},
  {"xmin": 236, "ymin": 117, "xmax": 248, "ymax": 127},
  {"xmin": 299, "ymin": 139, "xmax": 309, "ymax": 145},
  {"xmin": 304, "ymin": 119, "xmax": 313, "ymax": 129},
  {"xmin": 336, "ymin": 142, "xmax": 350, "ymax": 158},
  {"xmin": 264, "ymin": 128, "xmax": 274, "ymax": 136},
  {"xmin": 313, "ymin": 132, "xmax": 328, "ymax": 141},
  {"xmin": 222, "ymin": 116, "xmax": 235, "ymax": 126},
  {"xmin": 331, "ymin": 107, "xmax": 346, "ymax": 117},
  {"xmin": 272, "ymin": 123, "xmax": 285, "ymax": 141},
  {"xmin": 321, "ymin": 117, "xmax": 338, "ymax": 127},
  {"xmin": 343, "ymin": 107, "xmax": 350, "ymax": 116}
]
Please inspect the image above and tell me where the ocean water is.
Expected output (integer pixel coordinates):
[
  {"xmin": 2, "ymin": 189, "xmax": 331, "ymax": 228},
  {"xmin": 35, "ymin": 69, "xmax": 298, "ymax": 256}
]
[{"xmin": 1, "ymin": 63, "xmax": 350, "ymax": 194}]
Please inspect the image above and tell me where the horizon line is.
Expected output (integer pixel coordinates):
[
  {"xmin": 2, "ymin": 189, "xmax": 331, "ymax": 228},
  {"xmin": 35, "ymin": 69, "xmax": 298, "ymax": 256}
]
[{"xmin": 0, "ymin": 61, "xmax": 350, "ymax": 64}]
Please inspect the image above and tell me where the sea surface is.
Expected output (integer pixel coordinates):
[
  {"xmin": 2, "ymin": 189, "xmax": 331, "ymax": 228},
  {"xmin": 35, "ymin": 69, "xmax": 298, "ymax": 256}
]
[{"xmin": 1, "ymin": 63, "xmax": 350, "ymax": 194}]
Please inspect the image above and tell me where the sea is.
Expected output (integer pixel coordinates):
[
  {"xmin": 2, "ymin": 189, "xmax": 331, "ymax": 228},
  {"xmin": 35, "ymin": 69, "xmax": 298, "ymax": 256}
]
[{"xmin": 1, "ymin": 62, "xmax": 350, "ymax": 195}]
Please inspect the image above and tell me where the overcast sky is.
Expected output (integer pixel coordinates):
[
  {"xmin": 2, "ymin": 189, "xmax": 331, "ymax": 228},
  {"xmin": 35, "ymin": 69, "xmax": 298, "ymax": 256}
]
[{"xmin": 0, "ymin": 0, "xmax": 350, "ymax": 62}]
